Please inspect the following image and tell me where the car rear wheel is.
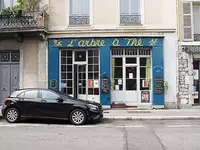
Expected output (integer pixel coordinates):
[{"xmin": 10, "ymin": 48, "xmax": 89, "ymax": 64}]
[
  {"xmin": 5, "ymin": 108, "xmax": 20, "ymax": 123},
  {"xmin": 70, "ymin": 109, "xmax": 86, "ymax": 125}
]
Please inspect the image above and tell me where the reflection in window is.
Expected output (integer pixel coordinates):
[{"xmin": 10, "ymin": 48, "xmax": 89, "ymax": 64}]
[
  {"xmin": 24, "ymin": 91, "xmax": 38, "ymax": 99},
  {"xmin": 41, "ymin": 91, "xmax": 60, "ymax": 99}
]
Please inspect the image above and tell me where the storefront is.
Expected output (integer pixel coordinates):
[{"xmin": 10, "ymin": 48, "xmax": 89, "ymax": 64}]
[{"xmin": 48, "ymin": 37, "xmax": 164, "ymax": 108}]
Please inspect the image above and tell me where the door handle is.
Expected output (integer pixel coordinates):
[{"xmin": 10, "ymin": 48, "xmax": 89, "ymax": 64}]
[{"xmin": 41, "ymin": 100, "xmax": 46, "ymax": 102}]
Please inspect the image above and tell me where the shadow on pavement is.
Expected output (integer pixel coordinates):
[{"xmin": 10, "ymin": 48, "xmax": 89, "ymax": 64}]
[{"xmin": 14, "ymin": 118, "xmax": 113, "ymax": 126}]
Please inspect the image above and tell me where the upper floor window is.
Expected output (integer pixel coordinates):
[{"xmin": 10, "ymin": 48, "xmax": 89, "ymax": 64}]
[
  {"xmin": 120, "ymin": 0, "xmax": 141, "ymax": 25},
  {"xmin": 0, "ymin": 0, "xmax": 17, "ymax": 12},
  {"xmin": 69, "ymin": 0, "xmax": 90, "ymax": 25}
]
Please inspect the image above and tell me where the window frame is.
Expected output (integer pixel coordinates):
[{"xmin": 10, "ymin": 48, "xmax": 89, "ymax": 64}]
[
  {"xmin": 118, "ymin": 0, "xmax": 144, "ymax": 26},
  {"xmin": 69, "ymin": 0, "xmax": 91, "ymax": 25}
]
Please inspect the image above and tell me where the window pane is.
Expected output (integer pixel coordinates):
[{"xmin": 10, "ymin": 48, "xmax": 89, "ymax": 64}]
[
  {"xmin": 94, "ymin": 65, "xmax": 99, "ymax": 71},
  {"xmin": 61, "ymin": 58, "xmax": 66, "ymax": 64},
  {"xmin": 88, "ymin": 65, "xmax": 93, "ymax": 71},
  {"xmin": 126, "ymin": 79, "xmax": 137, "ymax": 90},
  {"xmin": 61, "ymin": 65, "xmax": 66, "ymax": 71},
  {"xmin": 94, "ymin": 88, "xmax": 99, "ymax": 95},
  {"xmin": 140, "ymin": 67, "xmax": 146, "ymax": 78},
  {"xmin": 126, "ymin": 58, "xmax": 136, "ymax": 64},
  {"xmin": 61, "ymin": 73, "xmax": 66, "ymax": 79},
  {"xmin": 88, "ymin": 57, "xmax": 93, "ymax": 64},
  {"xmin": 67, "ymin": 58, "xmax": 72, "ymax": 64},
  {"xmin": 113, "ymin": 67, "xmax": 123, "ymax": 78},
  {"xmin": 67, "ymin": 80, "xmax": 72, "ymax": 87},
  {"xmin": 113, "ymin": 79, "xmax": 123, "ymax": 90},
  {"xmin": 113, "ymin": 58, "xmax": 122, "ymax": 66},
  {"xmin": 24, "ymin": 91, "xmax": 38, "ymax": 98},
  {"xmin": 67, "ymin": 73, "xmax": 72, "ymax": 79},
  {"xmin": 67, "ymin": 51, "xmax": 72, "ymax": 57},
  {"xmin": 88, "ymin": 50, "xmax": 93, "ymax": 56},
  {"xmin": 94, "ymin": 50, "xmax": 99, "ymax": 56},
  {"xmin": 140, "ymin": 58, "xmax": 151, "ymax": 67},
  {"xmin": 126, "ymin": 67, "xmax": 137, "ymax": 78},
  {"xmin": 61, "ymin": 50, "xmax": 66, "ymax": 56},
  {"xmin": 67, "ymin": 88, "xmax": 73, "ymax": 94},
  {"xmin": 75, "ymin": 51, "xmax": 86, "ymax": 61},
  {"xmin": 94, "ymin": 73, "xmax": 99, "ymax": 79},
  {"xmin": 88, "ymin": 73, "xmax": 93, "ymax": 79},
  {"xmin": 67, "ymin": 65, "xmax": 72, "ymax": 71},
  {"xmin": 94, "ymin": 57, "xmax": 99, "ymax": 64},
  {"xmin": 88, "ymin": 88, "xmax": 94, "ymax": 95},
  {"xmin": 79, "ymin": 88, "xmax": 86, "ymax": 94},
  {"xmin": 61, "ymin": 88, "xmax": 66, "ymax": 94},
  {"xmin": 41, "ymin": 91, "xmax": 60, "ymax": 99}
]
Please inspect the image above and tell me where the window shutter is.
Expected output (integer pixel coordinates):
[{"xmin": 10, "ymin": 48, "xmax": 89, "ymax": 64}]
[
  {"xmin": 81, "ymin": 0, "xmax": 89, "ymax": 16},
  {"xmin": 182, "ymin": 2, "xmax": 193, "ymax": 41},
  {"xmin": 70, "ymin": 0, "xmax": 81, "ymax": 16},
  {"xmin": 120, "ymin": 0, "xmax": 129, "ymax": 15},
  {"xmin": 130, "ymin": 0, "xmax": 140, "ymax": 14}
]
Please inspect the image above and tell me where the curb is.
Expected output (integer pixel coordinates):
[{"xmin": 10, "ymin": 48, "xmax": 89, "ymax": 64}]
[{"xmin": 103, "ymin": 116, "xmax": 200, "ymax": 120}]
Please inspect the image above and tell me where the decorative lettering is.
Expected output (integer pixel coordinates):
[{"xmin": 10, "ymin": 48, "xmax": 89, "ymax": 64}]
[
  {"xmin": 100, "ymin": 40, "xmax": 105, "ymax": 46},
  {"xmin": 90, "ymin": 39, "xmax": 97, "ymax": 46},
  {"xmin": 149, "ymin": 39, "xmax": 158, "ymax": 46},
  {"xmin": 78, "ymin": 40, "xmax": 85, "ymax": 47},
  {"xmin": 125, "ymin": 38, "xmax": 143, "ymax": 46},
  {"xmin": 53, "ymin": 40, "xmax": 62, "ymax": 47},
  {"xmin": 85, "ymin": 40, "xmax": 90, "ymax": 47},
  {"xmin": 112, "ymin": 38, "xmax": 120, "ymax": 46},
  {"xmin": 67, "ymin": 39, "xmax": 75, "ymax": 47}
]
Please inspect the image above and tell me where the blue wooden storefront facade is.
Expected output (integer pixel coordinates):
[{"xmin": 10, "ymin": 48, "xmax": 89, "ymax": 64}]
[{"xmin": 48, "ymin": 37, "xmax": 164, "ymax": 107}]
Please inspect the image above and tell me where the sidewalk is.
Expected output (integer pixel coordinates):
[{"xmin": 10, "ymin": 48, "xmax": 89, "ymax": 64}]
[
  {"xmin": 103, "ymin": 109, "xmax": 200, "ymax": 120},
  {"xmin": 1, "ymin": 105, "xmax": 200, "ymax": 120}
]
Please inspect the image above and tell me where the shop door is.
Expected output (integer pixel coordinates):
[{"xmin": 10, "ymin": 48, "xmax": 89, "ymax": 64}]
[
  {"xmin": 125, "ymin": 66, "xmax": 138, "ymax": 106},
  {"xmin": 74, "ymin": 64, "xmax": 87, "ymax": 100}
]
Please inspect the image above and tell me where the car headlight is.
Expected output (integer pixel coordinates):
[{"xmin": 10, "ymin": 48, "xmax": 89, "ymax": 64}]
[{"xmin": 87, "ymin": 104, "xmax": 99, "ymax": 111}]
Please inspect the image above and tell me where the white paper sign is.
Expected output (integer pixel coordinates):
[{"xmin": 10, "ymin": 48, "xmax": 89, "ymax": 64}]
[
  {"xmin": 94, "ymin": 80, "xmax": 99, "ymax": 88},
  {"xmin": 129, "ymin": 73, "xmax": 133, "ymax": 79},
  {"xmin": 194, "ymin": 70, "xmax": 199, "ymax": 80},
  {"xmin": 115, "ymin": 85, "xmax": 119, "ymax": 90},
  {"xmin": 118, "ymin": 79, "xmax": 122, "ymax": 85}
]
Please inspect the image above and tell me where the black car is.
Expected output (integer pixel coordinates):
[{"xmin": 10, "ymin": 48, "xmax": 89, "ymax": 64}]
[{"xmin": 1, "ymin": 88, "xmax": 103, "ymax": 125}]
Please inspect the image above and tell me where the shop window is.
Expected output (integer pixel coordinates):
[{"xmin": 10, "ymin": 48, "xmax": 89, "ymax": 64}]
[
  {"xmin": 88, "ymin": 50, "xmax": 99, "ymax": 95},
  {"xmin": 126, "ymin": 57, "xmax": 136, "ymax": 64},
  {"xmin": 140, "ymin": 58, "xmax": 151, "ymax": 90},
  {"xmin": 60, "ymin": 50, "xmax": 73, "ymax": 95},
  {"xmin": 111, "ymin": 58, "xmax": 123, "ymax": 91},
  {"xmin": 75, "ymin": 51, "xmax": 86, "ymax": 62}
]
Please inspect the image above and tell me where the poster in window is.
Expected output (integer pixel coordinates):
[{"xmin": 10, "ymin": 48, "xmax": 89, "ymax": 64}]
[
  {"xmin": 142, "ymin": 80, "xmax": 148, "ymax": 88},
  {"xmin": 88, "ymin": 80, "xmax": 93, "ymax": 88},
  {"xmin": 141, "ymin": 91, "xmax": 150, "ymax": 103}
]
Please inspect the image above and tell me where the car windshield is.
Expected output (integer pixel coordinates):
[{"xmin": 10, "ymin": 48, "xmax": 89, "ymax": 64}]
[{"xmin": 51, "ymin": 89, "xmax": 76, "ymax": 100}]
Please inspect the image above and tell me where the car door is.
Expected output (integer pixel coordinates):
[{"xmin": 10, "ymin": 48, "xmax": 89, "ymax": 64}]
[
  {"xmin": 38, "ymin": 90, "xmax": 70, "ymax": 119},
  {"xmin": 16, "ymin": 90, "xmax": 39, "ymax": 117}
]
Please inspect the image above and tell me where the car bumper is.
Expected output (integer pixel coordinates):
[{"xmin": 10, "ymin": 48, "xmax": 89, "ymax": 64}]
[{"xmin": 88, "ymin": 110, "xmax": 103, "ymax": 121}]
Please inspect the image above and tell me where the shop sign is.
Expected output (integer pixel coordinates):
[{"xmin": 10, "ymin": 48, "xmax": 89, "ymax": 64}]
[
  {"xmin": 154, "ymin": 76, "xmax": 164, "ymax": 94},
  {"xmin": 52, "ymin": 38, "xmax": 159, "ymax": 48}
]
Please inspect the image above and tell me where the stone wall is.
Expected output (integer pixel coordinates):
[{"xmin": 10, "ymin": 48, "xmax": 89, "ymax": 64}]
[{"xmin": 177, "ymin": 44, "xmax": 193, "ymax": 108}]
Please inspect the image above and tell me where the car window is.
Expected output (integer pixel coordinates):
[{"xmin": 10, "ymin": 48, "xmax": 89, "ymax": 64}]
[
  {"xmin": 18, "ymin": 92, "xmax": 25, "ymax": 98},
  {"xmin": 24, "ymin": 90, "xmax": 38, "ymax": 99},
  {"xmin": 41, "ymin": 90, "xmax": 60, "ymax": 99}
]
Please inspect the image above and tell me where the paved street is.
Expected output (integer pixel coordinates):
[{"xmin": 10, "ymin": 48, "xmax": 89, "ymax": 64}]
[{"xmin": 0, "ymin": 119, "xmax": 200, "ymax": 150}]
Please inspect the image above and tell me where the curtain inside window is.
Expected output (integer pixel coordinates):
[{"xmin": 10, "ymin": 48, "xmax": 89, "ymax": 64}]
[{"xmin": 145, "ymin": 58, "xmax": 151, "ymax": 90}]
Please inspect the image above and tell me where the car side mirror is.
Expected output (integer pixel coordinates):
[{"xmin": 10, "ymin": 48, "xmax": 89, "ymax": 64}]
[{"xmin": 57, "ymin": 97, "xmax": 64, "ymax": 103}]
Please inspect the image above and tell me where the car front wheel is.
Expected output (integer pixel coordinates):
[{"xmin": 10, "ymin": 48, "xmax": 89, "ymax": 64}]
[
  {"xmin": 70, "ymin": 109, "xmax": 86, "ymax": 125},
  {"xmin": 5, "ymin": 108, "xmax": 20, "ymax": 123}
]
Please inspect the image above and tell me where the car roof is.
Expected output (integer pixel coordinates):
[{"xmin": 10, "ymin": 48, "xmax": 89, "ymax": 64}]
[{"xmin": 14, "ymin": 88, "xmax": 53, "ymax": 91}]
